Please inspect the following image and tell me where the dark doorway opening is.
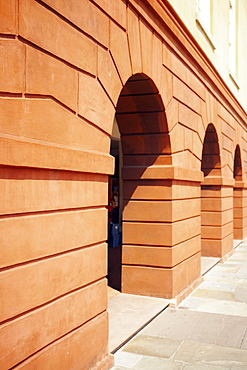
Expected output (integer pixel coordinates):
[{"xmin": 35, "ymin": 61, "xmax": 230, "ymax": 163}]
[
  {"xmin": 107, "ymin": 73, "xmax": 170, "ymax": 296},
  {"xmin": 107, "ymin": 137, "xmax": 122, "ymax": 291}
]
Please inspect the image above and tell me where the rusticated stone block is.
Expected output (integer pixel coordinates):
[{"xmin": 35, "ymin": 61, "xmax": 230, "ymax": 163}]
[
  {"xmin": 0, "ymin": 98, "xmax": 109, "ymax": 153},
  {"xmin": 201, "ymin": 233, "xmax": 233, "ymax": 258},
  {"xmin": 0, "ymin": 167, "xmax": 108, "ymax": 215},
  {"xmin": 19, "ymin": 0, "xmax": 97, "ymax": 74},
  {"xmin": 122, "ymin": 235, "xmax": 201, "ymax": 268},
  {"xmin": 0, "ymin": 243, "xmax": 107, "ymax": 322},
  {"xmin": 78, "ymin": 73, "xmax": 115, "ymax": 133},
  {"xmin": 110, "ymin": 21, "xmax": 132, "ymax": 85},
  {"xmin": 0, "ymin": 0, "xmax": 16, "ymax": 34},
  {"xmin": 173, "ymin": 76, "xmax": 201, "ymax": 114},
  {"xmin": 0, "ymin": 280, "xmax": 107, "ymax": 369},
  {"xmin": 0, "ymin": 40, "xmax": 25, "ymax": 93},
  {"xmin": 26, "ymin": 46, "xmax": 78, "ymax": 111},
  {"xmin": 127, "ymin": 7, "xmax": 142, "ymax": 74},
  {"xmin": 93, "ymin": 0, "xmax": 126, "ymax": 29},
  {"xmin": 98, "ymin": 47, "xmax": 122, "ymax": 106},
  {"xmin": 123, "ymin": 216, "xmax": 200, "ymax": 247},
  {"xmin": 42, "ymin": 0, "xmax": 110, "ymax": 47},
  {"xmin": 122, "ymin": 252, "xmax": 201, "ymax": 298},
  {"xmin": 0, "ymin": 208, "xmax": 107, "ymax": 268},
  {"xmin": 123, "ymin": 198, "xmax": 200, "ymax": 223},
  {"xmin": 140, "ymin": 18, "xmax": 153, "ymax": 78},
  {"xmin": 14, "ymin": 312, "xmax": 112, "ymax": 370},
  {"xmin": 0, "ymin": 136, "xmax": 114, "ymax": 174}
]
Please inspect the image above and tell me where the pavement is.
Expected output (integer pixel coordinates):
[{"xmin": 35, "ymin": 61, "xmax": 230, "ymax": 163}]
[
  {"xmin": 108, "ymin": 292, "xmax": 170, "ymax": 353},
  {"xmin": 110, "ymin": 240, "xmax": 247, "ymax": 369}
]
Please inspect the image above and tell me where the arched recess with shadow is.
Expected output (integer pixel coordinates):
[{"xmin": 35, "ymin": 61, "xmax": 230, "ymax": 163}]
[
  {"xmin": 201, "ymin": 124, "xmax": 221, "ymax": 177},
  {"xmin": 107, "ymin": 73, "xmax": 172, "ymax": 297},
  {"xmin": 201, "ymin": 123, "xmax": 224, "ymax": 257},
  {"xmin": 233, "ymin": 145, "xmax": 245, "ymax": 240}
]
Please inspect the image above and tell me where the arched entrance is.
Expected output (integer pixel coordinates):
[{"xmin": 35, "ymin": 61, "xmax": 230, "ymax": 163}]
[
  {"xmin": 233, "ymin": 145, "xmax": 245, "ymax": 240},
  {"xmin": 108, "ymin": 73, "xmax": 172, "ymax": 297},
  {"xmin": 201, "ymin": 123, "xmax": 221, "ymax": 178},
  {"xmin": 201, "ymin": 124, "xmax": 233, "ymax": 258},
  {"xmin": 201, "ymin": 124, "xmax": 222, "ymax": 257}
]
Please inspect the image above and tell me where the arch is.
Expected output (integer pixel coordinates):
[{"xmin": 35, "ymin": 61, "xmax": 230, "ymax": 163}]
[
  {"xmin": 201, "ymin": 123, "xmax": 221, "ymax": 177},
  {"xmin": 116, "ymin": 73, "xmax": 171, "ymax": 168},
  {"xmin": 233, "ymin": 144, "xmax": 243, "ymax": 181},
  {"xmin": 201, "ymin": 123, "xmax": 224, "ymax": 257},
  {"xmin": 108, "ymin": 73, "xmax": 173, "ymax": 297},
  {"xmin": 233, "ymin": 145, "xmax": 245, "ymax": 239}
]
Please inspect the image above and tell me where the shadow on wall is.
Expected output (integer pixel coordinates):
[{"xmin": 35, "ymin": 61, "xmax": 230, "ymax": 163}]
[
  {"xmin": 234, "ymin": 145, "xmax": 242, "ymax": 181},
  {"xmin": 201, "ymin": 123, "xmax": 221, "ymax": 177},
  {"xmin": 107, "ymin": 73, "xmax": 171, "ymax": 291}
]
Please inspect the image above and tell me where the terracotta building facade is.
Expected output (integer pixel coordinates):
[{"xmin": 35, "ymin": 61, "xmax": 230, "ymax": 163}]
[{"xmin": 1, "ymin": 0, "xmax": 247, "ymax": 369}]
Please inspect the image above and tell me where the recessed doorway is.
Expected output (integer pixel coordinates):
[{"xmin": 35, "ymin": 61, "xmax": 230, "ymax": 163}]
[{"xmin": 107, "ymin": 121, "xmax": 122, "ymax": 293}]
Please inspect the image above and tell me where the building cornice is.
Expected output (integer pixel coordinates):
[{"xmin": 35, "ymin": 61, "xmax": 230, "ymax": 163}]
[{"xmin": 130, "ymin": 0, "xmax": 247, "ymax": 125}]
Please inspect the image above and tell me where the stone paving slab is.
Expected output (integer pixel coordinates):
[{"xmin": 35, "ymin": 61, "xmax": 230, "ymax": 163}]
[
  {"xmin": 190, "ymin": 297, "xmax": 247, "ymax": 317},
  {"xmin": 140, "ymin": 308, "xmax": 247, "ymax": 349},
  {"xmin": 122, "ymin": 334, "xmax": 182, "ymax": 358},
  {"xmin": 131, "ymin": 356, "xmax": 185, "ymax": 369},
  {"xmin": 199, "ymin": 280, "xmax": 237, "ymax": 292},
  {"xmin": 110, "ymin": 241, "xmax": 247, "ymax": 369},
  {"xmin": 191, "ymin": 288, "xmax": 247, "ymax": 303},
  {"xmin": 191, "ymin": 288, "xmax": 240, "ymax": 301},
  {"xmin": 201, "ymin": 257, "xmax": 220, "ymax": 275},
  {"xmin": 114, "ymin": 352, "xmax": 142, "ymax": 368},
  {"xmin": 108, "ymin": 293, "xmax": 169, "ymax": 352},
  {"xmin": 174, "ymin": 341, "xmax": 247, "ymax": 367},
  {"xmin": 115, "ymin": 339, "xmax": 247, "ymax": 369}
]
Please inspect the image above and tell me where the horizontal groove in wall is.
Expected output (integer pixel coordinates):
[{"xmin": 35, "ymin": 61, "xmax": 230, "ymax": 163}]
[
  {"xmin": 201, "ymin": 232, "xmax": 233, "ymax": 240},
  {"xmin": 123, "ymin": 197, "xmax": 201, "ymax": 201},
  {"xmin": 123, "ymin": 235, "xmax": 201, "ymax": 249},
  {"xmin": 0, "ymin": 277, "xmax": 106, "ymax": 327},
  {"xmin": 119, "ymin": 92, "xmax": 159, "ymax": 98},
  {"xmin": 0, "ymin": 34, "xmax": 16, "ymax": 39},
  {"xmin": 124, "ymin": 231, "xmax": 201, "ymax": 246},
  {"xmin": 123, "ymin": 217, "xmax": 201, "ymax": 224},
  {"xmin": 121, "ymin": 132, "xmax": 169, "ymax": 137},
  {"xmin": 0, "ymin": 92, "xmax": 23, "ymax": 98},
  {"xmin": 123, "ymin": 198, "xmax": 201, "ymax": 202},
  {"xmin": 0, "ymin": 240, "xmax": 106, "ymax": 273},
  {"xmin": 0, "ymin": 205, "xmax": 106, "ymax": 219},
  {"xmin": 122, "ymin": 250, "xmax": 201, "ymax": 269},
  {"xmin": 35, "ymin": 0, "xmax": 108, "ymax": 48},
  {"xmin": 8, "ymin": 306, "xmax": 106, "ymax": 370},
  {"xmin": 24, "ymin": 93, "xmax": 76, "ymax": 115},
  {"xmin": 0, "ymin": 129, "xmax": 105, "ymax": 153},
  {"xmin": 123, "ymin": 215, "xmax": 201, "ymax": 223},
  {"xmin": 0, "ymin": 165, "xmax": 108, "ymax": 179},
  {"xmin": 116, "ymin": 109, "xmax": 164, "ymax": 115},
  {"xmin": 18, "ymin": 36, "xmax": 97, "ymax": 76}
]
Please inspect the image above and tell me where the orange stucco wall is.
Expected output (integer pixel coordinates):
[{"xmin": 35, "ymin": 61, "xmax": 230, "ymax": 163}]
[{"xmin": 1, "ymin": 0, "xmax": 247, "ymax": 369}]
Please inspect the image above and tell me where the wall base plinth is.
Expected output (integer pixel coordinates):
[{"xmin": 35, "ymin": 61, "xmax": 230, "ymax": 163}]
[
  {"xmin": 122, "ymin": 252, "xmax": 201, "ymax": 299},
  {"xmin": 220, "ymin": 248, "xmax": 235, "ymax": 263},
  {"xmin": 91, "ymin": 354, "xmax": 115, "ymax": 370},
  {"xmin": 169, "ymin": 275, "xmax": 203, "ymax": 307}
]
